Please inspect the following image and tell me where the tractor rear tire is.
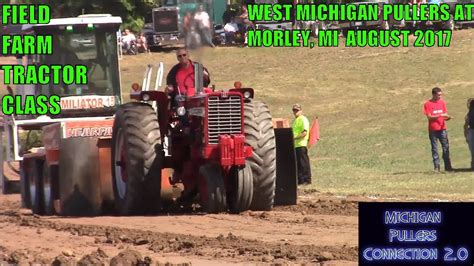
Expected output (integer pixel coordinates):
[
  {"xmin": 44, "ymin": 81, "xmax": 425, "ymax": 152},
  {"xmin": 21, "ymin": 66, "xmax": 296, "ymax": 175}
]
[
  {"xmin": 199, "ymin": 164, "xmax": 227, "ymax": 214},
  {"xmin": 112, "ymin": 102, "xmax": 163, "ymax": 215},
  {"xmin": 243, "ymin": 100, "xmax": 277, "ymax": 211},
  {"xmin": 228, "ymin": 164, "xmax": 253, "ymax": 214}
]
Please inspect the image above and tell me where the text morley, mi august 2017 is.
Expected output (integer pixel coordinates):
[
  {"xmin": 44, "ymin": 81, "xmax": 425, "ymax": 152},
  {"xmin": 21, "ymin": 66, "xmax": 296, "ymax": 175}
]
[{"xmin": 246, "ymin": 3, "xmax": 474, "ymax": 47}]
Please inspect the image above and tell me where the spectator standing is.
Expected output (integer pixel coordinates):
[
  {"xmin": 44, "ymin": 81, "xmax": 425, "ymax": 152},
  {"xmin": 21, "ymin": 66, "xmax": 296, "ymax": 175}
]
[
  {"xmin": 183, "ymin": 11, "xmax": 192, "ymax": 34},
  {"xmin": 194, "ymin": 5, "xmax": 215, "ymax": 48},
  {"xmin": 464, "ymin": 98, "xmax": 474, "ymax": 170},
  {"xmin": 423, "ymin": 87, "xmax": 453, "ymax": 172},
  {"xmin": 291, "ymin": 104, "xmax": 312, "ymax": 185}
]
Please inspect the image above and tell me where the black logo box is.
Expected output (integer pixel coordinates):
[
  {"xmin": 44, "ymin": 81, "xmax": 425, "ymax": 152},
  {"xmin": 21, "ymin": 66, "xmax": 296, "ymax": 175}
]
[{"xmin": 359, "ymin": 202, "xmax": 474, "ymax": 266}]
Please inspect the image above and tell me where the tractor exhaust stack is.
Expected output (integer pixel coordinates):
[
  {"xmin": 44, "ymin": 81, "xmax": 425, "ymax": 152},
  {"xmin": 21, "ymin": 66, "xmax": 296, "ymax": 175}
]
[{"xmin": 194, "ymin": 62, "xmax": 204, "ymax": 94}]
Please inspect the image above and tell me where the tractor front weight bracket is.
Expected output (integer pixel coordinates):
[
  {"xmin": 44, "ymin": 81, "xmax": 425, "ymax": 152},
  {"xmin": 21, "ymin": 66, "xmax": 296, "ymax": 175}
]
[{"xmin": 218, "ymin": 135, "xmax": 252, "ymax": 167}]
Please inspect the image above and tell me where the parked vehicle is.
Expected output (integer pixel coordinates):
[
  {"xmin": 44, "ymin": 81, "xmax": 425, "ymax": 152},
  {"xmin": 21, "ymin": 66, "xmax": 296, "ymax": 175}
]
[
  {"xmin": 143, "ymin": 6, "xmax": 182, "ymax": 49},
  {"xmin": 338, "ymin": 0, "xmax": 402, "ymax": 37}
]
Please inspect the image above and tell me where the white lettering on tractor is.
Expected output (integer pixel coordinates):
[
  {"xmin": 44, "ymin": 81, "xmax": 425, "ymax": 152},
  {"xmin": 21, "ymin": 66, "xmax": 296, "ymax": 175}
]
[
  {"xmin": 66, "ymin": 127, "xmax": 113, "ymax": 137},
  {"xmin": 60, "ymin": 96, "xmax": 116, "ymax": 110}
]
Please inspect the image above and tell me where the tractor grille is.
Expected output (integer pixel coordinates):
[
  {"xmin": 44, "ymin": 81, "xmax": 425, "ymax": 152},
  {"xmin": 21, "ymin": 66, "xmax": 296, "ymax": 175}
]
[{"xmin": 207, "ymin": 95, "xmax": 242, "ymax": 144}]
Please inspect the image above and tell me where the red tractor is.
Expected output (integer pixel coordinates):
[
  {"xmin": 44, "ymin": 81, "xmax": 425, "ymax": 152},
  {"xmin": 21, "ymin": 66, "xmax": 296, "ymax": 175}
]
[{"xmin": 112, "ymin": 63, "xmax": 285, "ymax": 214}]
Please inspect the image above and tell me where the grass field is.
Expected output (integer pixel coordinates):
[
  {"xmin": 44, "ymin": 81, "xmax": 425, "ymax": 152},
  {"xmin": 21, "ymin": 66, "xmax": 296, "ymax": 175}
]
[{"xmin": 119, "ymin": 30, "xmax": 474, "ymax": 201}]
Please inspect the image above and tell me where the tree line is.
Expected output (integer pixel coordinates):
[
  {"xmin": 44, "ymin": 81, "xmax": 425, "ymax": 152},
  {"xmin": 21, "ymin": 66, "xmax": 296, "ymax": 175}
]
[{"xmin": 6, "ymin": 0, "xmax": 167, "ymax": 33}]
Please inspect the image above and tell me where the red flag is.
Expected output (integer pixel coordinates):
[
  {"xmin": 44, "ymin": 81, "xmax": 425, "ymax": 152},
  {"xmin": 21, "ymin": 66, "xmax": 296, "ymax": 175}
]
[{"xmin": 308, "ymin": 118, "xmax": 320, "ymax": 149}]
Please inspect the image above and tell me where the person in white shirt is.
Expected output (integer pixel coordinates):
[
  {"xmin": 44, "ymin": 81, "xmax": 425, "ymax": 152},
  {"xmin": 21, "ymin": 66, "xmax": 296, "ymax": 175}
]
[
  {"xmin": 193, "ymin": 5, "xmax": 215, "ymax": 47},
  {"xmin": 121, "ymin": 29, "xmax": 136, "ymax": 51},
  {"xmin": 223, "ymin": 18, "xmax": 239, "ymax": 44}
]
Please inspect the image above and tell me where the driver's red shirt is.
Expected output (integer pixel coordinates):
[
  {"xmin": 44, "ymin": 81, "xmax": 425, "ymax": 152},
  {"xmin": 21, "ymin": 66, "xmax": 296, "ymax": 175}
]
[{"xmin": 176, "ymin": 60, "xmax": 195, "ymax": 97}]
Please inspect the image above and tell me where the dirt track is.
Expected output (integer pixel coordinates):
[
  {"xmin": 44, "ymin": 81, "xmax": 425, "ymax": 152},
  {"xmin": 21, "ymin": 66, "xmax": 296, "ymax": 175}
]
[{"xmin": 0, "ymin": 192, "xmax": 359, "ymax": 265}]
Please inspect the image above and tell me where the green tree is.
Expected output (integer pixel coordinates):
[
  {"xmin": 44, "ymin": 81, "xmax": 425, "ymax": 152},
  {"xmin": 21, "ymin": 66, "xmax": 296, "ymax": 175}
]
[{"xmin": 17, "ymin": 0, "xmax": 161, "ymax": 33}]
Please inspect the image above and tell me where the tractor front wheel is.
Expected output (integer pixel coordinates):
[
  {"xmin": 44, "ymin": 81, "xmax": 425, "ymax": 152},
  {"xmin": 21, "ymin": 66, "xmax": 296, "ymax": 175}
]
[
  {"xmin": 228, "ymin": 164, "xmax": 253, "ymax": 214},
  {"xmin": 112, "ymin": 102, "xmax": 163, "ymax": 215},
  {"xmin": 199, "ymin": 164, "xmax": 227, "ymax": 213},
  {"xmin": 244, "ymin": 100, "xmax": 277, "ymax": 211}
]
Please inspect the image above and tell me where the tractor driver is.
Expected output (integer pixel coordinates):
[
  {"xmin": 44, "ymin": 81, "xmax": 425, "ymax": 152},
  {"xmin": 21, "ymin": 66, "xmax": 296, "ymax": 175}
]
[{"xmin": 165, "ymin": 48, "xmax": 211, "ymax": 103}]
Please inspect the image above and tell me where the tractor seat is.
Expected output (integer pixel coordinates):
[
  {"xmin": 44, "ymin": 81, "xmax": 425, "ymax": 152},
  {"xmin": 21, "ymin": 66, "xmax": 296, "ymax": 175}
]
[{"xmin": 88, "ymin": 80, "xmax": 110, "ymax": 94}]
